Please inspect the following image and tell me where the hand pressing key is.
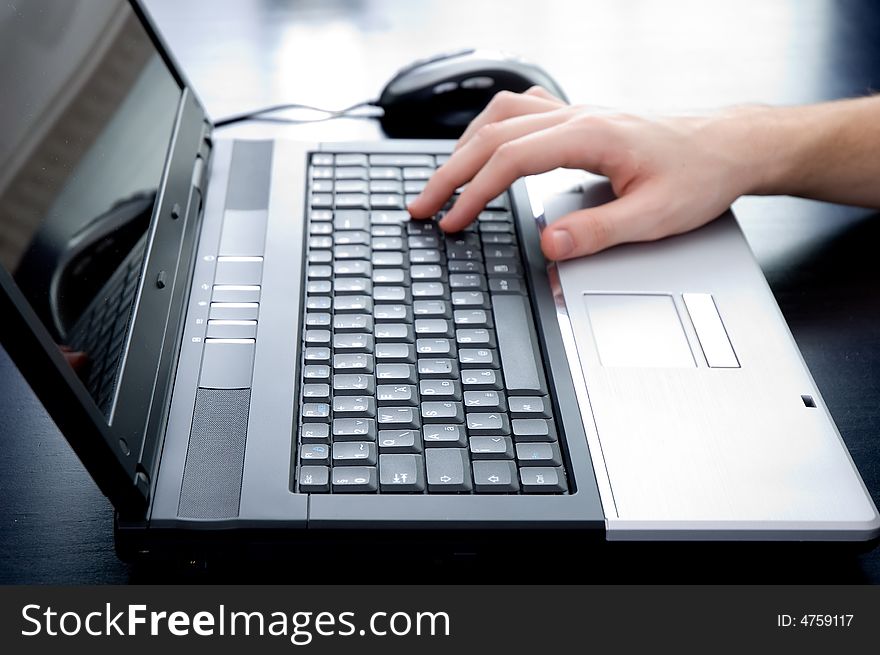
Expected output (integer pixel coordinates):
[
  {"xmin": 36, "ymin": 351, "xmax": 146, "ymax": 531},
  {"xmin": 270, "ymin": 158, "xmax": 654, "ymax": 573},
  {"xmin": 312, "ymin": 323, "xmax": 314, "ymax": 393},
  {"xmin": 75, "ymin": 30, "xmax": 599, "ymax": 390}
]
[{"xmin": 407, "ymin": 88, "xmax": 880, "ymax": 261}]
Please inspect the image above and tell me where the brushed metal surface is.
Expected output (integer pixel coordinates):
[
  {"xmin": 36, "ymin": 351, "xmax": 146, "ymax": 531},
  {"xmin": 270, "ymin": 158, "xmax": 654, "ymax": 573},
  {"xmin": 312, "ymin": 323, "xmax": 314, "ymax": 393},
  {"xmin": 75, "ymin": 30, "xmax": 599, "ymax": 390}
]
[{"xmin": 543, "ymin": 175, "xmax": 880, "ymax": 539}]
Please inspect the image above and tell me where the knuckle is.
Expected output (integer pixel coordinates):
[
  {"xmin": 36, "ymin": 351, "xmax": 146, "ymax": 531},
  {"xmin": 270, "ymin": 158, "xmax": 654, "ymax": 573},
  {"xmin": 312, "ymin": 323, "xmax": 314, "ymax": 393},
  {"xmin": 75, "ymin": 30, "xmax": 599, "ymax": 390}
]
[{"xmin": 473, "ymin": 122, "xmax": 503, "ymax": 147}]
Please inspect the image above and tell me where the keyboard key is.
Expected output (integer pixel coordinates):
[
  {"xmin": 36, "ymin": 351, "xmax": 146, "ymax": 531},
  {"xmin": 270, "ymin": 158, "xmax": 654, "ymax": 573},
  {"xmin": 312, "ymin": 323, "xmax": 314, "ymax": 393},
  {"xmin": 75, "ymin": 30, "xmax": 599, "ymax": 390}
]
[
  {"xmin": 421, "ymin": 401, "xmax": 464, "ymax": 423},
  {"xmin": 305, "ymin": 312, "xmax": 331, "ymax": 327},
  {"xmin": 508, "ymin": 396, "xmax": 551, "ymax": 418},
  {"xmin": 334, "ymin": 295, "xmax": 373, "ymax": 313},
  {"xmin": 423, "ymin": 424, "xmax": 466, "ymax": 447},
  {"xmin": 463, "ymin": 390, "xmax": 506, "ymax": 411},
  {"xmin": 415, "ymin": 319, "xmax": 452, "ymax": 337},
  {"xmin": 379, "ymin": 454, "xmax": 426, "ymax": 492},
  {"xmin": 375, "ymin": 323, "xmax": 414, "ymax": 342},
  {"xmin": 372, "ymin": 224, "xmax": 403, "ymax": 237},
  {"xmin": 455, "ymin": 328, "xmax": 494, "ymax": 346},
  {"xmin": 335, "ymin": 260, "xmax": 371, "ymax": 277},
  {"xmin": 300, "ymin": 443, "xmax": 330, "ymax": 463},
  {"xmin": 417, "ymin": 358, "xmax": 457, "ymax": 378},
  {"xmin": 410, "ymin": 265, "xmax": 443, "ymax": 280},
  {"xmin": 304, "ymin": 347, "xmax": 330, "ymax": 362},
  {"xmin": 516, "ymin": 441, "xmax": 562, "ymax": 467},
  {"xmin": 373, "ymin": 269, "xmax": 406, "ymax": 284},
  {"xmin": 449, "ymin": 273, "xmax": 485, "ymax": 289},
  {"xmin": 473, "ymin": 460, "xmax": 519, "ymax": 493},
  {"xmin": 370, "ymin": 154, "xmax": 434, "ymax": 167},
  {"xmin": 333, "ymin": 353, "xmax": 374, "ymax": 373},
  {"xmin": 372, "ymin": 251, "xmax": 405, "ymax": 267},
  {"xmin": 303, "ymin": 364, "xmax": 330, "ymax": 380},
  {"xmin": 332, "ymin": 466, "xmax": 378, "ymax": 492},
  {"xmin": 370, "ymin": 179, "xmax": 403, "ymax": 194},
  {"xmin": 373, "ymin": 286, "xmax": 409, "ymax": 302},
  {"xmin": 377, "ymin": 384, "xmax": 417, "ymax": 406},
  {"xmin": 416, "ymin": 338, "xmax": 455, "ymax": 356},
  {"xmin": 334, "ymin": 313, "xmax": 373, "ymax": 332},
  {"xmin": 302, "ymin": 402, "xmax": 330, "ymax": 420},
  {"xmin": 333, "ymin": 373, "xmax": 376, "ymax": 395},
  {"xmin": 412, "ymin": 282, "xmax": 445, "ymax": 298},
  {"xmin": 333, "ymin": 395, "xmax": 377, "ymax": 417},
  {"xmin": 410, "ymin": 249, "xmax": 442, "ymax": 264},
  {"xmin": 413, "ymin": 300, "xmax": 449, "ymax": 317},
  {"xmin": 369, "ymin": 166, "xmax": 401, "ymax": 180},
  {"xmin": 466, "ymin": 412, "xmax": 510, "ymax": 435},
  {"xmin": 336, "ymin": 179, "xmax": 369, "ymax": 193},
  {"xmin": 334, "ymin": 210, "xmax": 368, "ymax": 230},
  {"xmin": 336, "ymin": 193, "xmax": 370, "ymax": 209},
  {"xmin": 469, "ymin": 436, "xmax": 514, "ymax": 459},
  {"xmin": 375, "ymin": 343, "xmax": 416, "ymax": 363},
  {"xmin": 459, "ymin": 348, "xmax": 497, "ymax": 368},
  {"xmin": 334, "ymin": 277, "xmax": 372, "ymax": 294},
  {"xmin": 375, "ymin": 304, "xmax": 412, "ymax": 322},
  {"xmin": 371, "ymin": 194, "xmax": 404, "ymax": 210},
  {"xmin": 519, "ymin": 466, "xmax": 566, "ymax": 493},
  {"xmin": 372, "ymin": 236, "xmax": 404, "ymax": 250},
  {"xmin": 300, "ymin": 423, "xmax": 330, "ymax": 443},
  {"xmin": 335, "ymin": 245, "xmax": 370, "ymax": 260},
  {"xmin": 299, "ymin": 465, "xmax": 330, "ymax": 492},
  {"xmin": 488, "ymin": 277, "xmax": 524, "ymax": 294},
  {"xmin": 492, "ymin": 294, "xmax": 547, "ymax": 394},
  {"xmin": 335, "ymin": 166, "xmax": 368, "ymax": 180},
  {"xmin": 333, "ymin": 333, "xmax": 374, "ymax": 353},
  {"xmin": 333, "ymin": 441, "xmax": 378, "ymax": 465},
  {"xmin": 419, "ymin": 378, "xmax": 461, "ymax": 399},
  {"xmin": 375, "ymin": 363, "xmax": 417, "ymax": 384},
  {"xmin": 302, "ymin": 383, "xmax": 331, "ymax": 401},
  {"xmin": 426, "ymin": 448, "xmax": 472, "ymax": 492},
  {"xmin": 511, "ymin": 418, "xmax": 557, "ymax": 442},
  {"xmin": 335, "ymin": 153, "xmax": 367, "ymax": 166},
  {"xmin": 377, "ymin": 406, "xmax": 419, "ymax": 428},
  {"xmin": 453, "ymin": 309, "xmax": 491, "ymax": 327},
  {"xmin": 333, "ymin": 418, "xmax": 377, "ymax": 441},
  {"xmin": 378, "ymin": 429, "xmax": 422, "ymax": 453}
]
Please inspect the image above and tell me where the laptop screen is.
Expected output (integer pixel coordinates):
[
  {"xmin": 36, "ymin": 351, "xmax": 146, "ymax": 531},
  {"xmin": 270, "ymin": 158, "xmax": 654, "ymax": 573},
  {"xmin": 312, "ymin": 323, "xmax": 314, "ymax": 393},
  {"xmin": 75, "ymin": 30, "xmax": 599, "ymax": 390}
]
[{"xmin": 0, "ymin": 0, "xmax": 181, "ymax": 417}]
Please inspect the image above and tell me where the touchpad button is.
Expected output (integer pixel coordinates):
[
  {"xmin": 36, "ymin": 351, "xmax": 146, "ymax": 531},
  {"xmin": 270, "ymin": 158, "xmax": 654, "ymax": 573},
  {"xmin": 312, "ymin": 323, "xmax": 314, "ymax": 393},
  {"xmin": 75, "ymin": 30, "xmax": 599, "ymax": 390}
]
[{"xmin": 584, "ymin": 294, "xmax": 695, "ymax": 368}]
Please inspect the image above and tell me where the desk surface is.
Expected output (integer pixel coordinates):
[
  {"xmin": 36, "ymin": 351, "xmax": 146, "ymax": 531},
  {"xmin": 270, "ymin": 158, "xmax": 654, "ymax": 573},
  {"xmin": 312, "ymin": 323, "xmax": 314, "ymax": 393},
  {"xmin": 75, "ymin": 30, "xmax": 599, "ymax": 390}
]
[{"xmin": 1, "ymin": 0, "xmax": 878, "ymax": 583}]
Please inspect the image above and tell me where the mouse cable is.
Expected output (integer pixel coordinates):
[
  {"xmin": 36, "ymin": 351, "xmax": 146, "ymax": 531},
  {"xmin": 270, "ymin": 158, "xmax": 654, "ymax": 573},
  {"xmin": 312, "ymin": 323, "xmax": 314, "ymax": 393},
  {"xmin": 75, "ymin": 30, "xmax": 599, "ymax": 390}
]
[{"xmin": 213, "ymin": 100, "xmax": 380, "ymax": 128}]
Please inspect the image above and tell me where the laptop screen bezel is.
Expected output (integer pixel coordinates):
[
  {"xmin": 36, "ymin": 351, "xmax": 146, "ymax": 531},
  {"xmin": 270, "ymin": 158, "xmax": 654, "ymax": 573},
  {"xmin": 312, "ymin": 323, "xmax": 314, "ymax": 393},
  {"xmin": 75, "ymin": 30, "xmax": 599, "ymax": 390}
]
[{"xmin": 0, "ymin": 0, "xmax": 212, "ymax": 515}]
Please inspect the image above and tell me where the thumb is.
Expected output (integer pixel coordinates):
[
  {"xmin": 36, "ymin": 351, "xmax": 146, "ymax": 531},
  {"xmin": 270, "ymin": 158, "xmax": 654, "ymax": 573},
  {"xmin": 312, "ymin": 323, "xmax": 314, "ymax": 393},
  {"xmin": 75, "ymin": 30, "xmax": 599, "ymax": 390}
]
[{"xmin": 540, "ymin": 189, "xmax": 656, "ymax": 260}]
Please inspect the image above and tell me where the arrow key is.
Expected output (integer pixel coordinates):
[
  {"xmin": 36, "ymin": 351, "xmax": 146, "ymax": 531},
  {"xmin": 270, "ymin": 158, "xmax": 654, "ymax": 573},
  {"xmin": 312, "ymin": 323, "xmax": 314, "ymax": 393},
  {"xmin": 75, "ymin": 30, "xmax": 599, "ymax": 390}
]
[
  {"xmin": 426, "ymin": 448, "xmax": 472, "ymax": 493},
  {"xmin": 473, "ymin": 460, "xmax": 519, "ymax": 493}
]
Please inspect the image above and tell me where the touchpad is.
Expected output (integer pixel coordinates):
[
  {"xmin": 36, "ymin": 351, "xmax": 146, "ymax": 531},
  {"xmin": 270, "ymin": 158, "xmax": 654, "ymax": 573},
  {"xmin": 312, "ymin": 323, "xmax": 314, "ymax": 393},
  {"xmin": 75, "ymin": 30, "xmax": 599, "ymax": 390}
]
[{"xmin": 584, "ymin": 294, "xmax": 695, "ymax": 368}]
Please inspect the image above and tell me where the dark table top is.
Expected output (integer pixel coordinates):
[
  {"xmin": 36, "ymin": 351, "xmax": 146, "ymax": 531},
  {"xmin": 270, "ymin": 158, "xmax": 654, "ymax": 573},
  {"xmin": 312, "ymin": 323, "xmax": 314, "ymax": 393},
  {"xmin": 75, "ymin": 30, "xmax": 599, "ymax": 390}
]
[{"xmin": 1, "ymin": 0, "xmax": 878, "ymax": 584}]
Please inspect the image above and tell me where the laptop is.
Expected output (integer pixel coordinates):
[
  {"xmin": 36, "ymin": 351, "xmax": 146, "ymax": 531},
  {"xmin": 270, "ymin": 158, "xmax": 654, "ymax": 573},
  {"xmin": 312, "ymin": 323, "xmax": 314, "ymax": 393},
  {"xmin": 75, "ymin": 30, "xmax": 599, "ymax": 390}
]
[{"xmin": 0, "ymin": 0, "xmax": 876, "ymax": 562}]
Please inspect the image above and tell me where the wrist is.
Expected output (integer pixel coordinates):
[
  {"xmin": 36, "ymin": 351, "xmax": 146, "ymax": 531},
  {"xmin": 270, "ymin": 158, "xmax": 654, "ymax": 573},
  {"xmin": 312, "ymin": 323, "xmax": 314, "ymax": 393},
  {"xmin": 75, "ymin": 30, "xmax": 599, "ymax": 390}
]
[{"xmin": 703, "ymin": 104, "xmax": 803, "ymax": 197}]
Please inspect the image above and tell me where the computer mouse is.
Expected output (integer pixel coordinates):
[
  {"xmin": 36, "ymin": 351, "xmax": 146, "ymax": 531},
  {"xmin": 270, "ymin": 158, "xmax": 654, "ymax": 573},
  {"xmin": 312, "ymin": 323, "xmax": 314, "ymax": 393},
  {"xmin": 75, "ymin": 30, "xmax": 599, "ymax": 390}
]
[{"xmin": 377, "ymin": 49, "xmax": 568, "ymax": 139}]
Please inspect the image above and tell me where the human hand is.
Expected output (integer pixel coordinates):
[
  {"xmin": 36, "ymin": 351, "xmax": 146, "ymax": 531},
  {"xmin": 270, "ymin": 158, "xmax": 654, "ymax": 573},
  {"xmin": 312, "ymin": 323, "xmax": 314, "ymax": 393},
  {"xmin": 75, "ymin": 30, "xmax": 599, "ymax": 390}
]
[{"xmin": 407, "ymin": 87, "xmax": 765, "ymax": 260}]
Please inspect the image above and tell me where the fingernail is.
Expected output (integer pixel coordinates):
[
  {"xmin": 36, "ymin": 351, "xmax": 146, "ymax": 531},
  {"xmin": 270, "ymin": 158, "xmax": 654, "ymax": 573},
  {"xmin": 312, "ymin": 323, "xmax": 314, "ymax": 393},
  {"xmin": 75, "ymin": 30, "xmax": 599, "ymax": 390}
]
[{"xmin": 550, "ymin": 229, "xmax": 574, "ymax": 258}]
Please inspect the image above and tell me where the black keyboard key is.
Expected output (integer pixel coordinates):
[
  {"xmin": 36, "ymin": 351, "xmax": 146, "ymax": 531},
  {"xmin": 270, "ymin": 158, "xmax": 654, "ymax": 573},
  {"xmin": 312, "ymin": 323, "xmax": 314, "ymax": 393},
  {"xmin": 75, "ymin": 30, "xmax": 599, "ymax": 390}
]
[
  {"xmin": 377, "ymin": 406, "xmax": 419, "ymax": 428},
  {"xmin": 377, "ymin": 384, "xmax": 417, "ymax": 406},
  {"xmin": 419, "ymin": 378, "xmax": 461, "ymax": 399},
  {"xmin": 333, "ymin": 395, "xmax": 377, "ymax": 417},
  {"xmin": 421, "ymin": 401, "xmax": 464, "ymax": 423},
  {"xmin": 455, "ymin": 328, "xmax": 494, "ymax": 346},
  {"xmin": 300, "ymin": 423, "xmax": 330, "ymax": 443},
  {"xmin": 332, "ymin": 466, "xmax": 378, "ymax": 492},
  {"xmin": 466, "ymin": 412, "xmax": 510, "ymax": 435},
  {"xmin": 378, "ymin": 429, "xmax": 422, "ymax": 453},
  {"xmin": 511, "ymin": 418, "xmax": 557, "ymax": 442},
  {"xmin": 417, "ymin": 358, "xmax": 457, "ymax": 378},
  {"xmin": 488, "ymin": 277, "xmax": 524, "ymax": 294},
  {"xmin": 379, "ymin": 454, "xmax": 426, "ymax": 492},
  {"xmin": 463, "ymin": 390, "xmax": 507, "ymax": 411},
  {"xmin": 333, "ymin": 441, "xmax": 378, "ymax": 465},
  {"xmin": 459, "ymin": 348, "xmax": 498, "ymax": 368},
  {"xmin": 333, "ymin": 373, "xmax": 376, "ymax": 395},
  {"xmin": 469, "ymin": 436, "xmax": 514, "ymax": 459},
  {"xmin": 299, "ymin": 465, "xmax": 330, "ymax": 492},
  {"xmin": 423, "ymin": 424, "xmax": 466, "ymax": 447},
  {"xmin": 520, "ymin": 466, "xmax": 566, "ymax": 493},
  {"xmin": 375, "ymin": 323, "xmax": 414, "ymax": 342},
  {"xmin": 375, "ymin": 363, "xmax": 417, "ymax": 384},
  {"xmin": 491, "ymin": 294, "xmax": 547, "ymax": 394},
  {"xmin": 334, "ymin": 313, "xmax": 373, "ymax": 333},
  {"xmin": 516, "ymin": 441, "xmax": 562, "ymax": 467},
  {"xmin": 508, "ymin": 396, "xmax": 551, "ymax": 418},
  {"xmin": 300, "ymin": 443, "xmax": 330, "ymax": 463},
  {"xmin": 333, "ymin": 418, "xmax": 377, "ymax": 441},
  {"xmin": 473, "ymin": 460, "xmax": 519, "ymax": 493},
  {"xmin": 426, "ymin": 448, "xmax": 472, "ymax": 492}
]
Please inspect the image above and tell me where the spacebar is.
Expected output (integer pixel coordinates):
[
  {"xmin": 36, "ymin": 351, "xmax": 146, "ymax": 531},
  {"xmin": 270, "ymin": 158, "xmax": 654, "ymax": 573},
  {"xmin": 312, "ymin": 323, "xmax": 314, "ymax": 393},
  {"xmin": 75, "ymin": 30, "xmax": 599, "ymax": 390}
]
[{"xmin": 492, "ymin": 294, "xmax": 547, "ymax": 394}]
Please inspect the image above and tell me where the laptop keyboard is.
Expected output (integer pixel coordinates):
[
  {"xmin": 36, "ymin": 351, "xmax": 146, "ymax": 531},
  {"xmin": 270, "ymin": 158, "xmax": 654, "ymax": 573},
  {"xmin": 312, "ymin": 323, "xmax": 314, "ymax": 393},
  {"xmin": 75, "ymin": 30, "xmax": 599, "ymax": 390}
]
[{"xmin": 295, "ymin": 152, "xmax": 568, "ymax": 495}]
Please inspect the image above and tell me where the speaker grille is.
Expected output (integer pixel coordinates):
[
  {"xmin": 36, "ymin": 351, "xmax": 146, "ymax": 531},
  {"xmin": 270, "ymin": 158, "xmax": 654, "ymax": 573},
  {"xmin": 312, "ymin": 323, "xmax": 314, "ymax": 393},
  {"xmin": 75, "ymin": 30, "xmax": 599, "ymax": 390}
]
[{"xmin": 178, "ymin": 387, "xmax": 250, "ymax": 519}]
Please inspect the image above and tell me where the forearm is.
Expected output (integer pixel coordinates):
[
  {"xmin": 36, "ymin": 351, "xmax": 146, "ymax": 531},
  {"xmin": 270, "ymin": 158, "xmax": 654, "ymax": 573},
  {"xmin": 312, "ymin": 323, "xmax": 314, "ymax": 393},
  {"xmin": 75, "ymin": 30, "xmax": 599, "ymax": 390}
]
[{"xmin": 735, "ymin": 96, "xmax": 880, "ymax": 207}]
